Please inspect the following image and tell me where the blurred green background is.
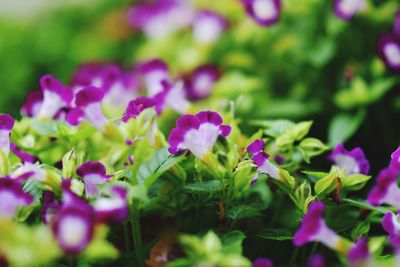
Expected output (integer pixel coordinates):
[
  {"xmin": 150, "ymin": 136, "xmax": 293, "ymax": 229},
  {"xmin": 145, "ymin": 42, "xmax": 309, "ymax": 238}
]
[{"xmin": 0, "ymin": 0, "xmax": 399, "ymax": 172}]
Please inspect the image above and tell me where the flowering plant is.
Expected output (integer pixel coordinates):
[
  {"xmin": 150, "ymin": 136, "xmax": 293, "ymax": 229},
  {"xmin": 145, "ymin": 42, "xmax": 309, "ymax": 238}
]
[{"xmin": 1, "ymin": 0, "xmax": 400, "ymax": 267}]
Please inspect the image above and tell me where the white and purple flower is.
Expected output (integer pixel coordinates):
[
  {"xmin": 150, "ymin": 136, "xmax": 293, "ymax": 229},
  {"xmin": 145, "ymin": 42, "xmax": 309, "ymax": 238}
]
[
  {"xmin": 293, "ymin": 201, "xmax": 350, "ymax": 254},
  {"xmin": 122, "ymin": 96, "xmax": 160, "ymax": 123},
  {"xmin": 137, "ymin": 59, "xmax": 170, "ymax": 96},
  {"xmin": 0, "ymin": 114, "xmax": 14, "ymax": 156},
  {"xmin": 36, "ymin": 75, "xmax": 73, "ymax": 120},
  {"xmin": 168, "ymin": 111, "xmax": 231, "ymax": 158},
  {"xmin": 192, "ymin": 10, "xmax": 228, "ymax": 44},
  {"xmin": 247, "ymin": 139, "xmax": 282, "ymax": 182},
  {"xmin": 348, "ymin": 238, "xmax": 371, "ymax": 267},
  {"xmin": 333, "ymin": 0, "xmax": 365, "ymax": 21},
  {"xmin": 185, "ymin": 64, "xmax": 220, "ymax": 101},
  {"xmin": 0, "ymin": 176, "xmax": 33, "ymax": 219},
  {"xmin": 52, "ymin": 179, "xmax": 95, "ymax": 254},
  {"xmin": 328, "ymin": 144, "xmax": 370, "ymax": 176},
  {"xmin": 66, "ymin": 86, "xmax": 109, "ymax": 131},
  {"xmin": 93, "ymin": 185, "xmax": 129, "ymax": 224},
  {"xmin": 240, "ymin": 0, "xmax": 282, "ymax": 27},
  {"xmin": 21, "ymin": 90, "xmax": 43, "ymax": 117},
  {"xmin": 378, "ymin": 34, "xmax": 400, "ymax": 71},
  {"xmin": 128, "ymin": 0, "xmax": 195, "ymax": 39},
  {"xmin": 382, "ymin": 211, "xmax": 400, "ymax": 246},
  {"xmin": 76, "ymin": 161, "xmax": 111, "ymax": 199},
  {"xmin": 367, "ymin": 167, "xmax": 400, "ymax": 208},
  {"xmin": 156, "ymin": 80, "xmax": 190, "ymax": 114}
]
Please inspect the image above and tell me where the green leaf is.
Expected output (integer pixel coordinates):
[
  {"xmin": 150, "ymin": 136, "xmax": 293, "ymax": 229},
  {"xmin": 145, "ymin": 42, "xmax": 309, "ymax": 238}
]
[
  {"xmin": 30, "ymin": 119, "xmax": 61, "ymax": 136},
  {"xmin": 342, "ymin": 174, "xmax": 372, "ymax": 190},
  {"xmin": 136, "ymin": 148, "xmax": 186, "ymax": 188},
  {"xmin": 83, "ymin": 226, "xmax": 119, "ymax": 260},
  {"xmin": 351, "ymin": 220, "xmax": 370, "ymax": 240},
  {"xmin": 185, "ymin": 180, "xmax": 222, "ymax": 192},
  {"xmin": 228, "ymin": 204, "xmax": 263, "ymax": 220},
  {"xmin": 256, "ymin": 228, "xmax": 292, "ymax": 241},
  {"xmin": 0, "ymin": 150, "xmax": 10, "ymax": 176},
  {"xmin": 328, "ymin": 109, "xmax": 366, "ymax": 146},
  {"xmin": 314, "ymin": 170, "xmax": 339, "ymax": 195},
  {"xmin": 221, "ymin": 231, "xmax": 246, "ymax": 254},
  {"xmin": 299, "ymin": 137, "xmax": 329, "ymax": 157}
]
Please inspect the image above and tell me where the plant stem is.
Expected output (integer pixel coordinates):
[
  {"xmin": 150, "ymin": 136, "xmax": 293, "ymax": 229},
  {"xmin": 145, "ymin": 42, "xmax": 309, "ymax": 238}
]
[
  {"xmin": 131, "ymin": 202, "xmax": 144, "ymax": 267},
  {"xmin": 123, "ymin": 222, "xmax": 130, "ymax": 252}
]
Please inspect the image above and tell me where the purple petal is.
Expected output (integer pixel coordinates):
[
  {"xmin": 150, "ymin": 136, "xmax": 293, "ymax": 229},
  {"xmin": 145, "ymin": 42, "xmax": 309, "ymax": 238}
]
[
  {"xmin": 0, "ymin": 177, "xmax": 33, "ymax": 219},
  {"xmin": 252, "ymin": 258, "xmax": 273, "ymax": 267},
  {"xmin": 348, "ymin": 238, "xmax": 370, "ymax": 263},
  {"xmin": 293, "ymin": 201, "xmax": 324, "ymax": 246},
  {"xmin": 10, "ymin": 143, "xmax": 38, "ymax": 163},
  {"xmin": 40, "ymin": 74, "xmax": 73, "ymax": 104},
  {"xmin": 168, "ymin": 128, "xmax": 186, "ymax": 154},
  {"xmin": 122, "ymin": 96, "xmax": 157, "ymax": 123},
  {"xmin": 52, "ymin": 207, "xmax": 94, "ymax": 254},
  {"xmin": 21, "ymin": 90, "xmax": 43, "ymax": 117},
  {"xmin": 185, "ymin": 64, "xmax": 220, "ymax": 100},
  {"xmin": 333, "ymin": 0, "xmax": 365, "ymax": 20},
  {"xmin": 391, "ymin": 146, "xmax": 400, "ymax": 171},
  {"xmin": 193, "ymin": 10, "xmax": 228, "ymax": 44},
  {"xmin": 219, "ymin": 125, "xmax": 232, "ymax": 137},
  {"xmin": 66, "ymin": 108, "xmax": 85, "ymax": 126},
  {"xmin": 93, "ymin": 186, "xmax": 129, "ymax": 224},
  {"xmin": 252, "ymin": 152, "xmax": 270, "ymax": 167},
  {"xmin": 247, "ymin": 139, "xmax": 265, "ymax": 154},
  {"xmin": 378, "ymin": 33, "xmax": 400, "ymax": 71},
  {"xmin": 76, "ymin": 161, "xmax": 106, "ymax": 178},
  {"xmin": 241, "ymin": 0, "xmax": 282, "ymax": 26},
  {"xmin": 176, "ymin": 114, "xmax": 201, "ymax": 130},
  {"xmin": 74, "ymin": 86, "xmax": 105, "ymax": 107},
  {"xmin": 0, "ymin": 114, "xmax": 14, "ymax": 131},
  {"xmin": 367, "ymin": 167, "xmax": 399, "ymax": 206},
  {"xmin": 195, "ymin": 110, "xmax": 223, "ymax": 126},
  {"xmin": 382, "ymin": 212, "xmax": 397, "ymax": 235},
  {"xmin": 329, "ymin": 143, "xmax": 369, "ymax": 175}
]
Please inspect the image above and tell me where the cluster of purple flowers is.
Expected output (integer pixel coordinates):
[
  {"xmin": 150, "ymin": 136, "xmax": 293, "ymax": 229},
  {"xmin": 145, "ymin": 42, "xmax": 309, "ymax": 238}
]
[{"xmin": 21, "ymin": 59, "xmax": 221, "ymax": 131}]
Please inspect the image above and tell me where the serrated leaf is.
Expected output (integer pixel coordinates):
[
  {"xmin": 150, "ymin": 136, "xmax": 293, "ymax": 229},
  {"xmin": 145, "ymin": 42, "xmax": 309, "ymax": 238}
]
[
  {"xmin": 221, "ymin": 231, "xmax": 246, "ymax": 254},
  {"xmin": 228, "ymin": 204, "xmax": 263, "ymax": 220}
]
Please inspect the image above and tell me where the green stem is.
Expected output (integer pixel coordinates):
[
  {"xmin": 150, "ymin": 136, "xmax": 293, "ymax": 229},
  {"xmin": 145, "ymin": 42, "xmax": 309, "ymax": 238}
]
[
  {"xmin": 131, "ymin": 203, "xmax": 144, "ymax": 267},
  {"xmin": 123, "ymin": 222, "xmax": 130, "ymax": 252}
]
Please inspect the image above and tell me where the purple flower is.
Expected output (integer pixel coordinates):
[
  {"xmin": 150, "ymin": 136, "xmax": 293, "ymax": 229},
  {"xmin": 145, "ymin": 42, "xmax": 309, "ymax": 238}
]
[
  {"xmin": 36, "ymin": 75, "xmax": 73, "ymax": 119},
  {"xmin": 247, "ymin": 139, "xmax": 265, "ymax": 154},
  {"xmin": 0, "ymin": 114, "xmax": 14, "ymax": 156},
  {"xmin": 66, "ymin": 86, "xmax": 109, "ymax": 131},
  {"xmin": 185, "ymin": 64, "xmax": 220, "ymax": 101},
  {"xmin": 193, "ymin": 10, "xmax": 227, "ymax": 44},
  {"xmin": 333, "ymin": 0, "xmax": 365, "ymax": 20},
  {"xmin": 21, "ymin": 90, "xmax": 43, "ymax": 117},
  {"xmin": 128, "ymin": 0, "xmax": 195, "ymax": 39},
  {"xmin": 52, "ymin": 179, "xmax": 95, "ymax": 254},
  {"xmin": 137, "ymin": 59, "xmax": 170, "ymax": 96},
  {"xmin": 122, "ymin": 96, "xmax": 159, "ymax": 122},
  {"xmin": 155, "ymin": 80, "xmax": 190, "ymax": 114},
  {"xmin": 382, "ymin": 211, "xmax": 400, "ymax": 246},
  {"xmin": 41, "ymin": 191, "xmax": 61, "ymax": 224},
  {"xmin": 247, "ymin": 139, "xmax": 282, "ymax": 181},
  {"xmin": 252, "ymin": 258, "xmax": 273, "ymax": 267},
  {"xmin": 348, "ymin": 238, "xmax": 370, "ymax": 267},
  {"xmin": 308, "ymin": 254, "xmax": 326, "ymax": 267},
  {"xmin": 76, "ymin": 161, "xmax": 110, "ymax": 199},
  {"xmin": 10, "ymin": 143, "xmax": 38, "ymax": 163},
  {"xmin": 367, "ymin": 167, "xmax": 400, "ymax": 208},
  {"xmin": 0, "ymin": 177, "xmax": 33, "ymax": 219},
  {"xmin": 328, "ymin": 144, "xmax": 369, "ymax": 176},
  {"xmin": 378, "ymin": 34, "xmax": 400, "ymax": 71},
  {"xmin": 12, "ymin": 163, "xmax": 46, "ymax": 182},
  {"xmin": 168, "ymin": 111, "xmax": 231, "ymax": 158},
  {"xmin": 293, "ymin": 202, "xmax": 345, "ymax": 251},
  {"xmin": 391, "ymin": 146, "xmax": 400, "ymax": 171},
  {"xmin": 241, "ymin": 0, "xmax": 282, "ymax": 26},
  {"xmin": 93, "ymin": 185, "xmax": 129, "ymax": 224}
]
